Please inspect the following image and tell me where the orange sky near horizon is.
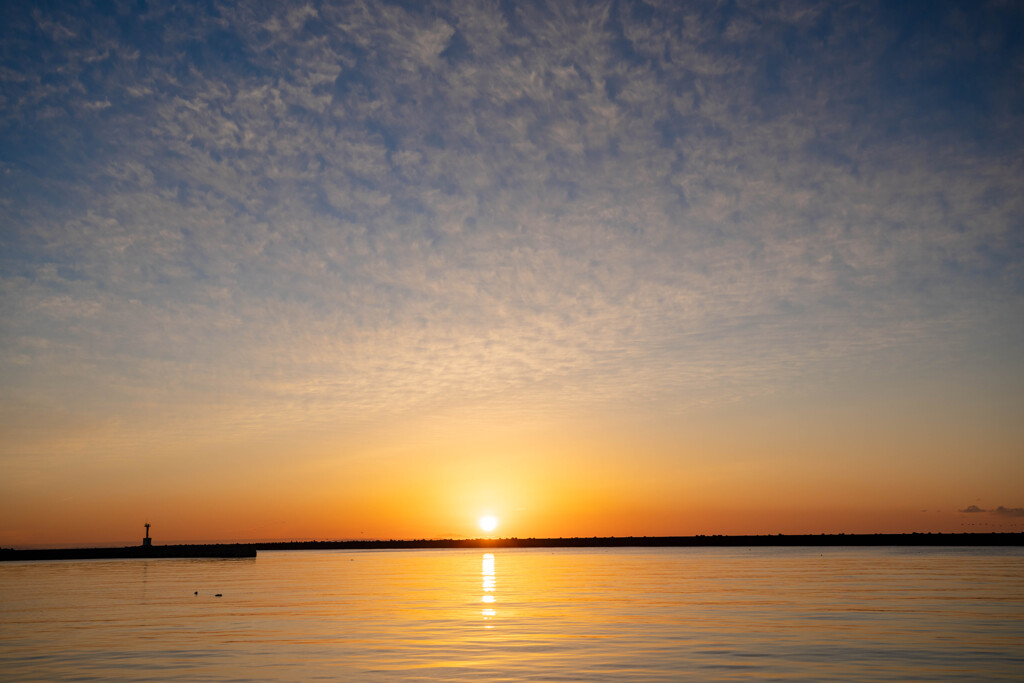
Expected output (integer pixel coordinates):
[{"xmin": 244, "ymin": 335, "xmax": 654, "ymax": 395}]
[{"xmin": 3, "ymin": 375, "xmax": 1021, "ymax": 547}]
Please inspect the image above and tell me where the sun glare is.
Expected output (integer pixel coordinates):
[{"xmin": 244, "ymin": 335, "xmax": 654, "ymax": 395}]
[{"xmin": 479, "ymin": 515, "xmax": 498, "ymax": 533}]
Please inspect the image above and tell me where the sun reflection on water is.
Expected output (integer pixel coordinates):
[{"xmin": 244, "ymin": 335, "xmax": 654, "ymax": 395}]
[{"xmin": 481, "ymin": 552, "xmax": 496, "ymax": 626}]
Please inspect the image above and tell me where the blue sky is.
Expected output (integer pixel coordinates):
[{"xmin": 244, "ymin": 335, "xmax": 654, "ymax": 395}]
[{"xmin": 2, "ymin": 0, "xmax": 1022, "ymax": 543}]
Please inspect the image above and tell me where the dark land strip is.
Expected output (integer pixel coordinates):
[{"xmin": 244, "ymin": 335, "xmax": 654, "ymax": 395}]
[{"xmin": 2, "ymin": 533, "xmax": 1022, "ymax": 561}]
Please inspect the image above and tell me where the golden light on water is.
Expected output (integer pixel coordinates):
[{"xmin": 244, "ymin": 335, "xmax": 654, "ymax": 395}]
[{"xmin": 482, "ymin": 552, "xmax": 496, "ymax": 625}]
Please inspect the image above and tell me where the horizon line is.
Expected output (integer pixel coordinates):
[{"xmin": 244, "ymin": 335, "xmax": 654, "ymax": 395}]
[{"xmin": 5, "ymin": 531, "xmax": 1024, "ymax": 554}]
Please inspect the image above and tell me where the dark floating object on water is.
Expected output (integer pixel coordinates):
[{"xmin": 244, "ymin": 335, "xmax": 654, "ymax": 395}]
[
  {"xmin": 194, "ymin": 591, "xmax": 198, "ymax": 595},
  {"xmin": 215, "ymin": 594, "xmax": 222, "ymax": 597}
]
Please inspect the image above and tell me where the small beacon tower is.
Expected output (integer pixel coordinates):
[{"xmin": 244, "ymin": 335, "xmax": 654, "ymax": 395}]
[{"xmin": 143, "ymin": 522, "xmax": 152, "ymax": 547}]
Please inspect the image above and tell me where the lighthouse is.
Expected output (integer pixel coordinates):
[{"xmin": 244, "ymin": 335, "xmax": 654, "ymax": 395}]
[{"xmin": 143, "ymin": 522, "xmax": 152, "ymax": 547}]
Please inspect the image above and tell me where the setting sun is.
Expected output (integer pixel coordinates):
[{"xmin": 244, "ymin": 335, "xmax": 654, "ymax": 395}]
[{"xmin": 479, "ymin": 516, "xmax": 498, "ymax": 533}]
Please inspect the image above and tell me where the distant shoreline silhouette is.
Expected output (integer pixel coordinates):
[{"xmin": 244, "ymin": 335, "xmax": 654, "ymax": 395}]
[{"xmin": 2, "ymin": 533, "xmax": 1021, "ymax": 561}]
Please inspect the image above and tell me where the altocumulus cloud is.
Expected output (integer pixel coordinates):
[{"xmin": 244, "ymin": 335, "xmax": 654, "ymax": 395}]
[{"xmin": 1, "ymin": 0, "xmax": 1022, "ymax": 457}]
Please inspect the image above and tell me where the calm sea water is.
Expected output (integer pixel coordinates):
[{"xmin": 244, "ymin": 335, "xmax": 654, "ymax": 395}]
[{"xmin": 1, "ymin": 546, "xmax": 1022, "ymax": 681}]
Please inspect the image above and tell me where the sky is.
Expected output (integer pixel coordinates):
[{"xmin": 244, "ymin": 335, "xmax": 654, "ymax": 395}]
[{"xmin": 2, "ymin": 0, "xmax": 1022, "ymax": 547}]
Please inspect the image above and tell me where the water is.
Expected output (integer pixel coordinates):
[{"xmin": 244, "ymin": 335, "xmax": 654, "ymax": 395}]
[{"xmin": 2, "ymin": 547, "xmax": 1022, "ymax": 681}]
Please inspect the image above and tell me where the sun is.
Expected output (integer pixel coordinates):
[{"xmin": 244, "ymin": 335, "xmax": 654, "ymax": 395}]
[{"xmin": 478, "ymin": 515, "xmax": 499, "ymax": 533}]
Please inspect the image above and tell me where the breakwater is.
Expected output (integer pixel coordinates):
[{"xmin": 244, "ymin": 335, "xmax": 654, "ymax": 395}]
[{"xmin": 0, "ymin": 544, "xmax": 257, "ymax": 561}]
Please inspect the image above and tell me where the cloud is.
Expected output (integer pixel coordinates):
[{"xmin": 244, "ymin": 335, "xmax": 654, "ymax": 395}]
[
  {"xmin": 958, "ymin": 505, "xmax": 1024, "ymax": 518},
  {"xmin": 1, "ymin": 0, "xmax": 1022, "ymax": 463}
]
